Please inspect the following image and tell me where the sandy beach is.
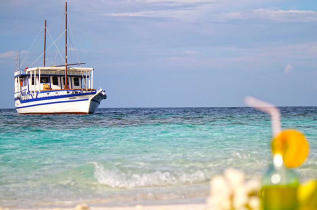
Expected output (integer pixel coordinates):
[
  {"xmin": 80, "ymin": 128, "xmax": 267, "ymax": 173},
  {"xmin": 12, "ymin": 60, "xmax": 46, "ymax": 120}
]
[
  {"xmin": 75, "ymin": 203, "xmax": 206, "ymax": 210},
  {"xmin": 0, "ymin": 203, "xmax": 206, "ymax": 210}
]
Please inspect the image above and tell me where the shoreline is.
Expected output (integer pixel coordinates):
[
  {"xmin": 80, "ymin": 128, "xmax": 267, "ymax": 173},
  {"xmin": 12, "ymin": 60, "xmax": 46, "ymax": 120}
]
[
  {"xmin": 1, "ymin": 204, "xmax": 206, "ymax": 210},
  {"xmin": 81, "ymin": 204, "xmax": 206, "ymax": 210},
  {"xmin": 1, "ymin": 202, "xmax": 207, "ymax": 210},
  {"xmin": 0, "ymin": 197, "xmax": 207, "ymax": 210}
]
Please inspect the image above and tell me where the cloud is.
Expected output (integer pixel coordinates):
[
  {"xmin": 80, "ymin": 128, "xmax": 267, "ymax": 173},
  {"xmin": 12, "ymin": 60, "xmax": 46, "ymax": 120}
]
[
  {"xmin": 182, "ymin": 50, "xmax": 200, "ymax": 55},
  {"xmin": 140, "ymin": 0, "xmax": 216, "ymax": 4},
  {"xmin": 105, "ymin": 5, "xmax": 317, "ymax": 25},
  {"xmin": 105, "ymin": 9, "xmax": 195, "ymax": 19},
  {"xmin": 0, "ymin": 50, "xmax": 28, "ymax": 65},
  {"xmin": 218, "ymin": 9, "xmax": 317, "ymax": 23},
  {"xmin": 0, "ymin": 50, "xmax": 28, "ymax": 60},
  {"xmin": 69, "ymin": 47, "xmax": 77, "ymax": 52},
  {"xmin": 0, "ymin": 51, "xmax": 17, "ymax": 59},
  {"xmin": 284, "ymin": 64, "xmax": 293, "ymax": 74},
  {"xmin": 164, "ymin": 42, "xmax": 317, "ymax": 71},
  {"xmin": 103, "ymin": 0, "xmax": 218, "ymax": 20},
  {"xmin": 103, "ymin": 2, "xmax": 208, "ymax": 20}
]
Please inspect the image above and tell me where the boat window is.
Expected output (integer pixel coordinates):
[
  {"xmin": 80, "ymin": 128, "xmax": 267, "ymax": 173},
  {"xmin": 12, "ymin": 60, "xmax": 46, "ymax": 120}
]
[
  {"xmin": 52, "ymin": 76, "xmax": 58, "ymax": 85},
  {"xmin": 74, "ymin": 77, "xmax": 80, "ymax": 86},
  {"xmin": 32, "ymin": 77, "xmax": 35, "ymax": 85},
  {"xmin": 62, "ymin": 77, "xmax": 71, "ymax": 86},
  {"xmin": 40, "ymin": 77, "xmax": 49, "ymax": 83}
]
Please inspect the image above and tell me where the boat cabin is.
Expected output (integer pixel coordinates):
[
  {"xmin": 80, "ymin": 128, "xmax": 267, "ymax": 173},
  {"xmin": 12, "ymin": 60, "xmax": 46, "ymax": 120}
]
[{"xmin": 14, "ymin": 67, "xmax": 94, "ymax": 96}]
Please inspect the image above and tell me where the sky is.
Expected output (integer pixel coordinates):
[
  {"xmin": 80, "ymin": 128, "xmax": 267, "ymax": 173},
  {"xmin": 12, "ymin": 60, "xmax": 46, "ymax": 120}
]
[{"xmin": 0, "ymin": 0, "xmax": 317, "ymax": 108}]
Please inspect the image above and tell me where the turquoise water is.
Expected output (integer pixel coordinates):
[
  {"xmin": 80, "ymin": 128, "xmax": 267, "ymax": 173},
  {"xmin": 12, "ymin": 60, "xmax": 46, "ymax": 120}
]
[{"xmin": 0, "ymin": 107, "xmax": 316, "ymax": 208}]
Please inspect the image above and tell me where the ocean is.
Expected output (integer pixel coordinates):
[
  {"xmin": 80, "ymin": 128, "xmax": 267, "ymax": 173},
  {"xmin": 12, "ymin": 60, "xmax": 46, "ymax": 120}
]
[{"xmin": 0, "ymin": 107, "xmax": 316, "ymax": 208}]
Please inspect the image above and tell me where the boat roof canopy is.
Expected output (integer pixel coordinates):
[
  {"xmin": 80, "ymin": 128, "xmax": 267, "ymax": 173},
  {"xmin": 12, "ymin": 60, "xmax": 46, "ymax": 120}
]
[{"xmin": 26, "ymin": 66, "xmax": 94, "ymax": 73}]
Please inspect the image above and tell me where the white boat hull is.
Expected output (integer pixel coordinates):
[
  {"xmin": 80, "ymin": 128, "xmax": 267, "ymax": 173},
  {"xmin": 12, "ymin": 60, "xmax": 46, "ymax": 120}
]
[{"xmin": 15, "ymin": 89, "xmax": 106, "ymax": 114}]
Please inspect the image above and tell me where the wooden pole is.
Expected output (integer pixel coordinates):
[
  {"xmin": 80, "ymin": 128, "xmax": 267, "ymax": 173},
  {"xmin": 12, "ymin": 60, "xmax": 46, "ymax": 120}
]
[
  {"xmin": 64, "ymin": 2, "xmax": 69, "ymax": 89},
  {"xmin": 15, "ymin": 51, "xmax": 18, "ymax": 71},
  {"xmin": 44, "ymin": 20, "xmax": 46, "ymax": 67}
]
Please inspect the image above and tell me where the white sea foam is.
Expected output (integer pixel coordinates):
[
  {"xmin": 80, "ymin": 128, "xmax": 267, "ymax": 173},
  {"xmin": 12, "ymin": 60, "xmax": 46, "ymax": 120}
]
[{"xmin": 91, "ymin": 162, "xmax": 210, "ymax": 188}]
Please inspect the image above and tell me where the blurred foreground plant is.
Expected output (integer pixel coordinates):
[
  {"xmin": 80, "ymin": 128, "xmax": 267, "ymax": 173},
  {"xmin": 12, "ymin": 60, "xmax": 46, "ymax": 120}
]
[{"xmin": 207, "ymin": 168, "xmax": 261, "ymax": 210}]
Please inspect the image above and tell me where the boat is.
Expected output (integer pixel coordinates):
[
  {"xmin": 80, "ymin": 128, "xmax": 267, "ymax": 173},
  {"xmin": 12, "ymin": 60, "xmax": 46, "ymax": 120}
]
[{"xmin": 14, "ymin": 2, "xmax": 107, "ymax": 114}]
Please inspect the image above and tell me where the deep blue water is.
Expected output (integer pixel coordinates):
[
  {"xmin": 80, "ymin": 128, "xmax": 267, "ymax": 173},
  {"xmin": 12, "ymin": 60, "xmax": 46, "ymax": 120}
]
[{"xmin": 0, "ymin": 107, "xmax": 316, "ymax": 208}]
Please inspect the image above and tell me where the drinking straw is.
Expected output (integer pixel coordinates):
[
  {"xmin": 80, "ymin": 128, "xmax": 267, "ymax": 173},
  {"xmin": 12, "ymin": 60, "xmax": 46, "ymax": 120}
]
[{"xmin": 245, "ymin": 96, "xmax": 281, "ymax": 137}]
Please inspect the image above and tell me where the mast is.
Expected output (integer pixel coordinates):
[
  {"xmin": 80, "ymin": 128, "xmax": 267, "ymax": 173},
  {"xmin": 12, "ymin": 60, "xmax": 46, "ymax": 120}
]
[
  {"xmin": 64, "ymin": 2, "xmax": 69, "ymax": 89},
  {"xmin": 44, "ymin": 20, "xmax": 47, "ymax": 67},
  {"xmin": 18, "ymin": 50, "xmax": 20, "ymax": 71},
  {"xmin": 15, "ymin": 51, "xmax": 18, "ymax": 71}
]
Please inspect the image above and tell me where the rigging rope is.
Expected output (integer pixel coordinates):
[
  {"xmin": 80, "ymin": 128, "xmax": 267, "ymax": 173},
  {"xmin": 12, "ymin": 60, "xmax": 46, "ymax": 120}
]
[
  {"xmin": 47, "ymin": 28, "xmax": 65, "ymax": 64},
  {"xmin": 29, "ymin": 31, "xmax": 65, "ymax": 67},
  {"xmin": 68, "ymin": 15, "xmax": 81, "ymax": 66},
  {"xmin": 54, "ymin": 9, "xmax": 65, "ymax": 66},
  {"xmin": 20, "ymin": 27, "xmax": 44, "ymax": 69},
  {"xmin": 20, "ymin": 6, "xmax": 82, "ymax": 69}
]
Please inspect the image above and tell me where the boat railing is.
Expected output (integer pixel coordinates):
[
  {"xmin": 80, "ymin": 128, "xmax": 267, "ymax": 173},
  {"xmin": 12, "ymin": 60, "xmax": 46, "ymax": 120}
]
[{"xmin": 27, "ymin": 88, "xmax": 97, "ymax": 93}]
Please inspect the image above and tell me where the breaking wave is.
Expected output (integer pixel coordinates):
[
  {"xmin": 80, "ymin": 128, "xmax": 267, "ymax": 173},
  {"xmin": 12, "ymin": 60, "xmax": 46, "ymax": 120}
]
[{"xmin": 91, "ymin": 162, "xmax": 210, "ymax": 188}]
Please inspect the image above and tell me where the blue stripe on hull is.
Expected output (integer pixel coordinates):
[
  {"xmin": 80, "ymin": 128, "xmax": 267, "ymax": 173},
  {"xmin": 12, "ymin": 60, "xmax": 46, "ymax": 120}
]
[
  {"xmin": 16, "ymin": 99, "xmax": 89, "ymax": 109},
  {"xmin": 16, "ymin": 91, "xmax": 96, "ymax": 103}
]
